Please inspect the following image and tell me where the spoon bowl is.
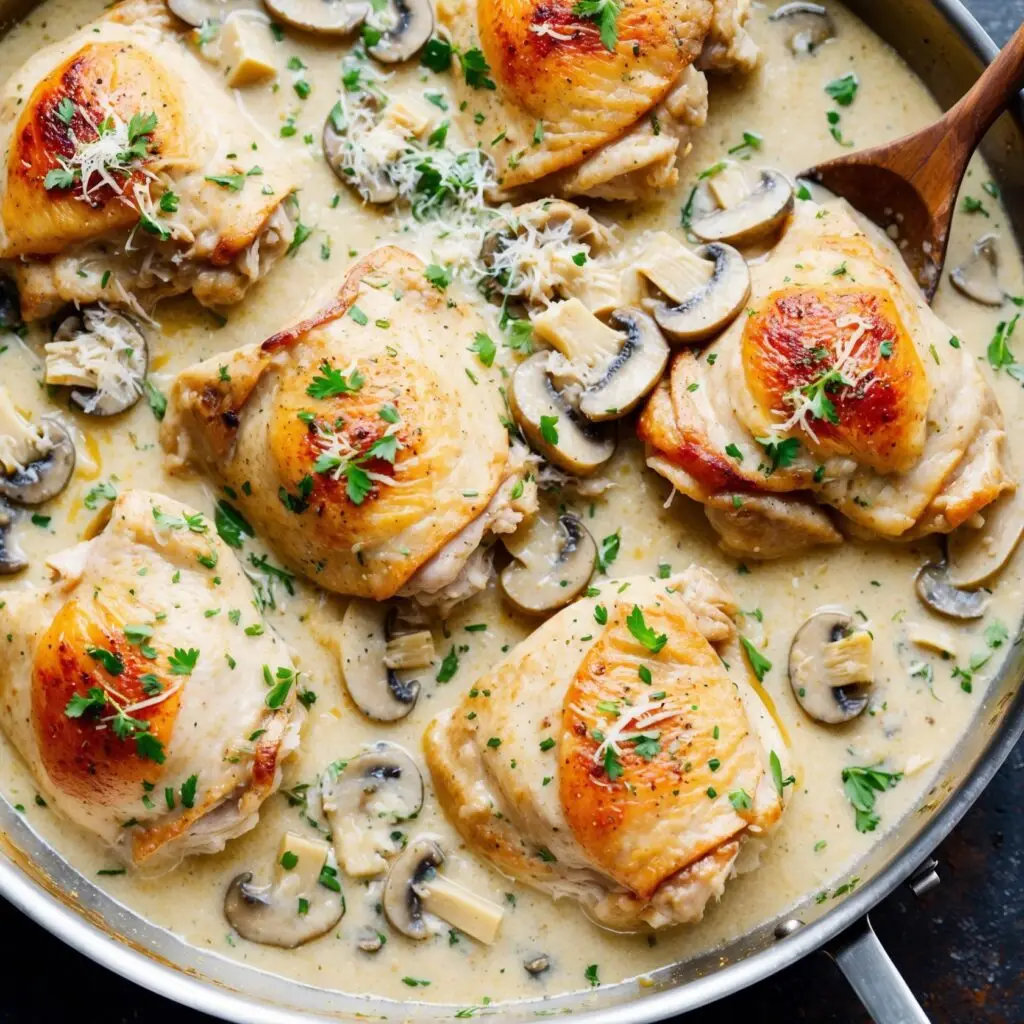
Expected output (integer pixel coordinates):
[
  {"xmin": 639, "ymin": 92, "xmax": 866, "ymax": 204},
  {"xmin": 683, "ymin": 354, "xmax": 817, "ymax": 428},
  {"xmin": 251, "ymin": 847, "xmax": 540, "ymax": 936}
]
[{"xmin": 803, "ymin": 20, "xmax": 1024, "ymax": 302}]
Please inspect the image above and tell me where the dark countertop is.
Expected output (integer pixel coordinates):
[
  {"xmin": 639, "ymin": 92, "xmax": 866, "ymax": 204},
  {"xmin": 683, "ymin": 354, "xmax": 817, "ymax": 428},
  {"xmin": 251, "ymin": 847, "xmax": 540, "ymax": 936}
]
[{"xmin": 3, "ymin": 2, "xmax": 1024, "ymax": 1022}]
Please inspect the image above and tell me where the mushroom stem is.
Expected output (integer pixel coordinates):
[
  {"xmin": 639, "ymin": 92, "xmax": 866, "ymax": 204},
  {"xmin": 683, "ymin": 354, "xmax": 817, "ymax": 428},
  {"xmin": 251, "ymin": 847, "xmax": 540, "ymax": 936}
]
[{"xmin": 418, "ymin": 875, "xmax": 504, "ymax": 945}]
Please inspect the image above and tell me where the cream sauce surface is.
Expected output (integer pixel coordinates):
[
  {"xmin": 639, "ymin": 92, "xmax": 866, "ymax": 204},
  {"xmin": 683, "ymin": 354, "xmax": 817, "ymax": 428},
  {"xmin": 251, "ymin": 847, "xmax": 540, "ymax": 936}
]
[{"xmin": 1, "ymin": 0, "xmax": 1023, "ymax": 1011}]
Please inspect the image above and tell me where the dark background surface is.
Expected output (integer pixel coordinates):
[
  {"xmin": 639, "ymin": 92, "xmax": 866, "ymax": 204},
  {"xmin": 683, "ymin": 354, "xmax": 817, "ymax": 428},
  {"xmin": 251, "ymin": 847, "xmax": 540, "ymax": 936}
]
[{"xmin": 3, "ymin": 2, "xmax": 1024, "ymax": 1022}]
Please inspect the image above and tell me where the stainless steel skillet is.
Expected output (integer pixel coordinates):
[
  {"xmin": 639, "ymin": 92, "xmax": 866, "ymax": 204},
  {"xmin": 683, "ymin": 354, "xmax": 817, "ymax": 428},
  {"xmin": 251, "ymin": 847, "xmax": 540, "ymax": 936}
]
[{"xmin": 0, "ymin": 1, "xmax": 1022, "ymax": 1022}]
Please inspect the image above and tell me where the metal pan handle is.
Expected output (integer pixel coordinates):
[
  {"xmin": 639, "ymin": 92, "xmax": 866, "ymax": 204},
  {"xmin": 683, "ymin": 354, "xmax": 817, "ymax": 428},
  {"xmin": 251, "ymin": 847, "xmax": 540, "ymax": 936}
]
[{"xmin": 825, "ymin": 915, "xmax": 930, "ymax": 1024}]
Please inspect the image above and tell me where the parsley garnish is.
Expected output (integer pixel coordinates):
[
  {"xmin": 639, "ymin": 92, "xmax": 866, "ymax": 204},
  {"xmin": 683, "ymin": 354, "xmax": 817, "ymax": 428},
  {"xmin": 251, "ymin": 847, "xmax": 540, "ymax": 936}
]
[
  {"xmin": 573, "ymin": 0, "xmax": 621, "ymax": 51},
  {"xmin": 626, "ymin": 606, "xmax": 667, "ymax": 654}
]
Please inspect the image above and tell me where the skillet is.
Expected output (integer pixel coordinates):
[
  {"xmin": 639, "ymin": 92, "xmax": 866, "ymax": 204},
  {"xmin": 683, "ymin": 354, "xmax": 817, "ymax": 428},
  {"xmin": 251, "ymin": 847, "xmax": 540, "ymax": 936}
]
[{"xmin": 0, "ymin": 0, "xmax": 1021, "ymax": 1021}]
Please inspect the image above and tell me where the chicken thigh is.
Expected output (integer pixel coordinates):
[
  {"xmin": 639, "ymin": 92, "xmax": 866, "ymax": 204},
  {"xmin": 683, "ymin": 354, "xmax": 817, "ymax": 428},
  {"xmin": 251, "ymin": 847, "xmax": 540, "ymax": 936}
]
[
  {"xmin": 161, "ymin": 246, "xmax": 533, "ymax": 605},
  {"xmin": 0, "ymin": 0, "xmax": 300, "ymax": 321},
  {"xmin": 425, "ymin": 568, "xmax": 788, "ymax": 930},
  {"xmin": 437, "ymin": 0, "xmax": 758, "ymax": 201},
  {"xmin": 0, "ymin": 490, "xmax": 302, "ymax": 870},
  {"xmin": 639, "ymin": 199, "xmax": 1014, "ymax": 558}
]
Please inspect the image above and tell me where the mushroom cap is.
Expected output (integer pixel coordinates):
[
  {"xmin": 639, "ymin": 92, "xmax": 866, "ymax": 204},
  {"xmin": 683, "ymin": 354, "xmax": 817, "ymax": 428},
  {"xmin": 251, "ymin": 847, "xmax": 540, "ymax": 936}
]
[
  {"xmin": 691, "ymin": 170, "xmax": 795, "ymax": 247},
  {"xmin": 166, "ymin": 0, "xmax": 230, "ymax": 27},
  {"xmin": 950, "ymin": 234, "xmax": 1004, "ymax": 307},
  {"xmin": 366, "ymin": 0, "xmax": 433, "ymax": 63},
  {"xmin": 48, "ymin": 307, "xmax": 148, "ymax": 417},
  {"xmin": 263, "ymin": 0, "xmax": 370, "ymax": 34},
  {"xmin": 647, "ymin": 243, "xmax": 751, "ymax": 344},
  {"xmin": 338, "ymin": 599, "xmax": 421, "ymax": 721},
  {"xmin": 500, "ymin": 510, "xmax": 596, "ymax": 615},
  {"xmin": 768, "ymin": 2, "xmax": 836, "ymax": 54},
  {"xmin": 0, "ymin": 276, "xmax": 20, "ymax": 330},
  {"xmin": 322, "ymin": 111, "xmax": 400, "ymax": 204},
  {"xmin": 0, "ymin": 500, "xmax": 27, "ymax": 575},
  {"xmin": 915, "ymin": 562, "xmax": 990, "ymax": 620},
  {"xmin": 0, "ymin": 417, "xmax": 76, "ymax": 506},
  {"xmin": 223, "ymin": 833, "xmax": 344, "ymax": 948},
  {"xmin": 577, "ymin": 309, "xmax": 669, "ymax": 422},
  {"xmin": 321, "ymin": 742, "xmax": 424, "ymax": 829},
  {"xmin": 789, "ymin": 611, "xmax": 871, "ymax": 724},
  {"xmin": 947, "ymin": 487, "xmax": 1024, "ymax": 589},
  {"xmin": 382, "ymin": 836, "xmax": 444, "ymax": 939},
  {"xmin": 508, "ymin": 353, "xmax": 615, "ymax": 476}
]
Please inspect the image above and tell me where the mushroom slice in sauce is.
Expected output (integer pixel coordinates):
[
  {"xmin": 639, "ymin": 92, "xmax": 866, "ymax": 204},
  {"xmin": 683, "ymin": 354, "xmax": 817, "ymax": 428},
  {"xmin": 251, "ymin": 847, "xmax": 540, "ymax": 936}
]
[
  {"xmin": 789, "ymin": 611, "xmax": 873, "ymax": 724},
  {"xmin": 0, "ymin": 389, "xmax": 75, "ymax": 506},
  {"xmin": 224, "ymin": 832, "xmax": 344, "ymax": 948},
  {"xmin": 508, "ymin": 352, "xmax": 616, "ymax": 476},
  {"xmin": 947, "ymin": 488, "xmax": 1024, "ymax": 588},
  {"xmin": 0, "ymin": 275, "xmax": 19, "ymax": 330},
  {"xmin": 500, "ymin": 509, "xmax": 596, "ymax": 615},
  {"xmin": 637, "ymin": 233, "xmax": 751, "ymax": 343},
  {"xmin": 365, "ymin": 0, "xmax": 433, "ymax": 63},
  {"xmin": 323, "ymin": 100, "xmax": 430, "ymax": 204},
  {"xmin": 45, "ymin": 306, "xmax": 148, "ymax": 417},
  {"xmin": 262, "ymin": 0, "xmax": 369, "ymax": 34},
  {"xmin": 768, "ymin": 2, "xmax": 836, "ymax": 54},
  {"xmin": 320, "ymin": 742, "xmax": 424, "ymax": 877},
  {"xmin": 338, "ymin": 599, "xmax": 422, "ymax": 721},
  {"xmin": 950, "ymin": 234, "xmax": 1005, "ymax": 306},
  {"xmin": 383, "ymin": 837, "xmax": 504, "ymax": 944},
  {"xmin": 167, "ymin": 0, "xmax": 240, "ymax": 27},
  {"xmin": 532, "ymin": 299, "xmax": 669, "ymax": 422},
  {"xmin": 915, "ymin": 562, "xmax": 990, "ymax": 621},
  {"xmin": 0, "ymin": 500, "xmax": 26, "ymax": 575},
  {"xmin": 691, "ymin": 170, "xmax": 795, "ymax": 247}
]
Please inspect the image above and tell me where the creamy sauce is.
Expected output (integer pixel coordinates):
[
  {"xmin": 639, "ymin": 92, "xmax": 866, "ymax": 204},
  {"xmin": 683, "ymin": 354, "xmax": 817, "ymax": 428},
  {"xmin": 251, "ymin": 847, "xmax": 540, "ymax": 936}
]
[{"xmin": 1, "ymin": 0, "xmax": 1023, "ymax": 1011}]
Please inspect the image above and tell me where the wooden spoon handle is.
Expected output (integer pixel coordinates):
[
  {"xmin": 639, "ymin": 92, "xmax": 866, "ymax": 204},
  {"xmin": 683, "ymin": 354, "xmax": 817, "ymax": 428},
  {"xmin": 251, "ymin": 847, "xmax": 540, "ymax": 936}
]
[{"xmin": 947, "ymin": 20, "xmax": 1024, "ymax": 149}]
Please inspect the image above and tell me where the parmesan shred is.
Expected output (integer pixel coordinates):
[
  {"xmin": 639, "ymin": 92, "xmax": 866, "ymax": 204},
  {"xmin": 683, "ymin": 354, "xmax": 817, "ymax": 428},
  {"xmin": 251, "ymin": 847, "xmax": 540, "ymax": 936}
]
[
  {"xmin": 769, "ymin": 313, "xmax": 884, "ymax": 443},
  {"xmin": 44, "ymin": 306, "xmax": 146, "ymax": 415},
  {"xmin": 584, "ymin": 697, "xmax": 681, "ymax": 769}
]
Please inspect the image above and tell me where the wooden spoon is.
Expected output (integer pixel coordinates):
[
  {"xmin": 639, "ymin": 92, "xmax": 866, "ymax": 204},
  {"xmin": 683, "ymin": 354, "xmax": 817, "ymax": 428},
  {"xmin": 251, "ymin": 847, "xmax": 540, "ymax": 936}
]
[{"xmin": 804, "ymin": 21, "xmax": 1024, "ymax": 301}]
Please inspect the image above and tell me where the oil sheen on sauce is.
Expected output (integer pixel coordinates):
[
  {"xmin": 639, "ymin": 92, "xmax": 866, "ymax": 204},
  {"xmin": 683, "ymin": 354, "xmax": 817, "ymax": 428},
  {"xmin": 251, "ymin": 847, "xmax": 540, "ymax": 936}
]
[{"xmin": 0, "ymin": 0, "xmax": 1022, "ymax": 1011}]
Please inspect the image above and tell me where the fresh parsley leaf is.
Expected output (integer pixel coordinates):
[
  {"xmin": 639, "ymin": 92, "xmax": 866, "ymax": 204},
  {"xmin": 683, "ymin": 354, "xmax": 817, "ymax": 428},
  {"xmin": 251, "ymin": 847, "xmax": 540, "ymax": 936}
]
[
  {"xmin": 824, "ymin": 72, "xmax": 859, "ymax": 106},
  {"xmin": 841, "ymin": 764, "xmax": 902, "ymax": 833},
  {"xmin": 306, "ymin": 361, "xmax": 365, "ymax": 399},
  {"xmin": 436, "ymin": 647, "xmax": 459, "ymax": 683},
  {"xmin": 215, "ymin": 500, "xmax": 254, "ymax": 549},
  {"xmin": 740, "ymin": 636, "xmax": 772, "ymax": 681},
  {"xmin": 469, "ymin": 331, "xmax": 496, "ymax": 367},
  {"xmin": 626, "ymin": 606, "xmax": 668, "ymax": 654},
  {"xmin": 573, "ymin": 0, "xmax": 621, "ymax": 51}
]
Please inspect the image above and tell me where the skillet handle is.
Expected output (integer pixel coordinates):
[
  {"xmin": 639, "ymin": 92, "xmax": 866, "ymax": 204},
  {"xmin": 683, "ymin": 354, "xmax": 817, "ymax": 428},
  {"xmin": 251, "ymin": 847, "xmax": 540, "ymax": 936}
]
[{"xmin": 825, "ymin": 915, "xmax": 930, "ymax": 1024}]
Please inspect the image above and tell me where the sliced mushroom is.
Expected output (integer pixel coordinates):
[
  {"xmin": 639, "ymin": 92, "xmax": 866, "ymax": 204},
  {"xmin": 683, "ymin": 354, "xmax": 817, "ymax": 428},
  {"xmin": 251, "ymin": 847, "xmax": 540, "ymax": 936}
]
[
  {"xmin": 500, "ymin": 509, "xmax": 596, "ymax": 615},
  {"xmin": 167, "ymin": 0, "xmax": 238, "ymax": 27},
  {"xmin": 532, "ymin": 299, "xmax": 669, "ymax": 421},
  {"xmin": 323, "ymin": 100, "xmax": 430, "ymax": 204},
  {"xmin": 0, "ymin": 501, "xmax": 27, "ymax": 575},
  {"xmin": 769, "ymin": 2, "xmax": 836, "ymax": 55},
  {"xmin": 789, "ymin": 611, "xmax": 872, "ymax": 724},
  {"xmin": 906, "ymin": 620, "xmax": 958, "ymax": 658},
  {"xmin": 224, "ymin": 832, "xmax": 344, "ymax": 948},
  {"xmin": 0, "ymin": 276, "xmax": 20, "ymax": 330},
  {"xmin": 383, "ymin": 838, "xmax": 504, "ymax": 944},
  {"xmin": 46, "ymin": 307, "xmax": 148, "ymax": 417},
  {"xmin": 0, "ymin": 389, "xmax": 75, "ymax": 506},
  {"xmin": 365, "ymin": 0, "xmax": 433, "ymax": 63},
  {"xmin": 357, "ymin": 927, "xmax": 385, "ymax": 952},
  {"xmin": 508, "ymin": 352, "xmax": 615, "ymax": 476},
  {"xmin": 321, "ymin": 742, "xmax": 424, "ymax": 877},
  {"xmin": 691, "ymin": 170, "xmax": 794, "ymax": 247},
  {"xmin": 524, "ymin": 954, "xmax": 551, "ymax": 976},
  {"xmin": 338, "ymin": 599, "xmax": 421, "ymax": 721},
  {"xmin": 950, "ymin": 234, "xmax": 1004, "ymax": 307},
  {"xmin": 915, "ymin": 562, "xmax": 989, "ymax": 620},
  {"xmin": 262, "ymin": 0, "xmax": 369, "ymax": 35},
  {"xmin": 947, "ymin": 488, "xmax": 1024, "ymax": 588},
  {"xmin": 638, "ymin": 233, "xmax": 751, "ymax": 343},
  {"xmin": 479, "ymin": 199, "xmax": 613, "ymax": 309}
]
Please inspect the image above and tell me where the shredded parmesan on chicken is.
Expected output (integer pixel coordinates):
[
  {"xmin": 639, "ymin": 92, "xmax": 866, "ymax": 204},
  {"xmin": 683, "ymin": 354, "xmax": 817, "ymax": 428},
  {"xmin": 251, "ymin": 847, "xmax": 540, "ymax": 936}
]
[
  {"xmin": 769, "ymin": 313, "xmax": 881, "ymax": 442},
  {"xmin": 587, "ymin": 698, "xmax": 680, "ymax": 768}
]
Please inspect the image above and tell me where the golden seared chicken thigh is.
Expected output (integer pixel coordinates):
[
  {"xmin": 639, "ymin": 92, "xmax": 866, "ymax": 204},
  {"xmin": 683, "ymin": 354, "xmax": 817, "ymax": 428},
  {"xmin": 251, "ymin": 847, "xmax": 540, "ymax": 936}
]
[
  {"xmin": 0, "ymin": 490, "xmax": 301, "ymax": 870},
  {"xmin": 640, "ymin": 199, "xmax": 1014, "ymax": 558},
  {"xmin": 0, "ymin": 0, "xmax": 300, "ymax": 321},
  {"xmin": 162, "ymin": 247, "xmax": 534, "ymax": 606},
  {"xmin": 437, "ymin": 0, "xmax": 758, "ymax": 201},
  {"xmin": 425, "ymin": 569, "xmax": 788, "ymax": 930}
]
